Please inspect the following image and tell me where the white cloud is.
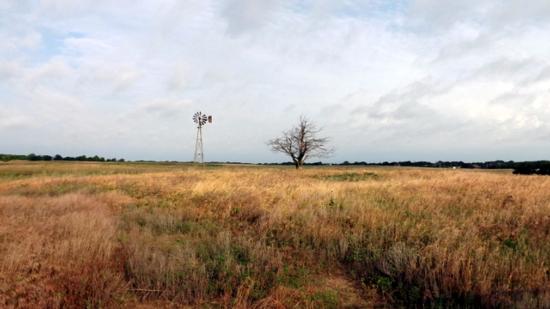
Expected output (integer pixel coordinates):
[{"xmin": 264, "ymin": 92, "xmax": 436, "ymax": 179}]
[
  {"xmin": 0, "ymin": 61, "xmax": 21, "ymax": 81},
  {"xmin": 134, "ymin": 99, "xmax": 192, "ymax": 118},
  {"xmin": 1, "ymin": 0, "xmax": 550, "ymax": 161},
  {"xmin": 0, "ymin": 110, "xmax": 33, "ymax": 130}
]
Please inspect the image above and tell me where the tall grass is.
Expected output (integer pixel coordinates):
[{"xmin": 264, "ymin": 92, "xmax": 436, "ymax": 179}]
[
  {"xmin": 0, "ymin": 193, "xmax": 126, "ymax": 308},
  {"xmin": 0, "ymin": 161, "xmax": 549, "ymax": 307}
]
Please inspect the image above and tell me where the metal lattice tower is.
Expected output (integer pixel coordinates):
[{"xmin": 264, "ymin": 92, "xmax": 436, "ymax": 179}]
[{"xmin": 192, "ymin": 112, "xmax": 212, "ymax": 163}]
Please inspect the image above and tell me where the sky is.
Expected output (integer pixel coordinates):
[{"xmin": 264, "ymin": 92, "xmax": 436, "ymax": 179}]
[{"xmin": 1, "ymin": 0, "xmax": 550, "ymax": 163}]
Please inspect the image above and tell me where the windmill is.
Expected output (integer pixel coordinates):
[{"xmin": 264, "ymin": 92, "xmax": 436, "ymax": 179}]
[{"xmin": 192, "ymin": 112, "xmax": 212, "ymax": 163}]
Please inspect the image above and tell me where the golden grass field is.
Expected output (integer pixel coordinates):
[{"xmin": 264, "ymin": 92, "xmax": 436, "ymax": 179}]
[{"xmin": 0, "ymin": 161, "xmax": 549, "ymax": 308}]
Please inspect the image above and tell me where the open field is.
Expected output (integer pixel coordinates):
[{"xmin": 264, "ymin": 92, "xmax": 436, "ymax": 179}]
[{"xmin": 1, "ymin": 161, "xmax": 549, "ymax": 308}]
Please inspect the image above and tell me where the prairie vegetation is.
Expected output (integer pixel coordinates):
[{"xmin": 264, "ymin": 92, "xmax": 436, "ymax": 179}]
[{"xmin": 1, "ymin": 161, "xmax": 549, "ymax": 308}]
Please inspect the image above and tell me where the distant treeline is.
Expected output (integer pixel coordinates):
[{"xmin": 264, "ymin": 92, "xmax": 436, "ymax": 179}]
[
  {"xmin": 0, "ymin": 153, "xmax": 125, "ymax": 162},
  {"xmin": 260, "ymin": 160, "xmax": 550, "ymax": 175},
  {"xmin": 3, "ymin": 154, "xmax": 550, "ymax": 175}
]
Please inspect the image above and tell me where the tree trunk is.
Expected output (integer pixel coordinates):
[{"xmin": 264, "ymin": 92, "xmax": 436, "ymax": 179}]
[{"xmin": 294, "ymin": 159, "xmax": 303, "ymax": 169}]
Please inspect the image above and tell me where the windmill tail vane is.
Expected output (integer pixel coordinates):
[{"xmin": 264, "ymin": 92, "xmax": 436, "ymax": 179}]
[{"xmin": 193, "ymin": 112, "xmax": 212, "ymax": 163}]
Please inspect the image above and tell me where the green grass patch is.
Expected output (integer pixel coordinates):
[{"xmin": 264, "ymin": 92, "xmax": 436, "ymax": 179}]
[
  {"xmin": 276, "ymin": 265, "xmax": 310, "ymax": 289},
  {"xmin": 310, "ymin": 290, "xmax": 339, "ymax": 309}
]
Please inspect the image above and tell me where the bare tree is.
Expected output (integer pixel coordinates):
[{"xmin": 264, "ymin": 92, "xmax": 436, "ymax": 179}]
[{"xmin": 268, "ymin": 116, "xmax": 333, "ymax": 169}]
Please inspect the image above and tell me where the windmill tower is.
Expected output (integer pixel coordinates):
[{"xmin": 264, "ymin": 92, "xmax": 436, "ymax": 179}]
[{"xmin": 193, "ymin": 112, "xmax": 212, "ymax": 163}]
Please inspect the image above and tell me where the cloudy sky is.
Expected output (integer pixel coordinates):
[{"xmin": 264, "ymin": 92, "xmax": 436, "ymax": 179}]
[{"xmin": 2, "ymin": 0, "xmax": 550, "ymax": 162}]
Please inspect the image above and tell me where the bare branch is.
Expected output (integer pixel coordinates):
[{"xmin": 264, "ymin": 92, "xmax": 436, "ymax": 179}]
[{"xmin": 267, "ymin": 116, "xmax": 334, "ymax": 169}]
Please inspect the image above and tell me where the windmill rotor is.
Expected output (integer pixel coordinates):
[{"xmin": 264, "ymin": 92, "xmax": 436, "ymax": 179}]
[{"xmin": 193, "ymin": 112, "xmax": 208, "ymax": 126}]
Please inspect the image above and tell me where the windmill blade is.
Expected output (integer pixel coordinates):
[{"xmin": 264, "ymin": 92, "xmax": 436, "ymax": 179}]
[{"xmin": 193, "ymin": 112, "xmax": 202, "ymax": 124}]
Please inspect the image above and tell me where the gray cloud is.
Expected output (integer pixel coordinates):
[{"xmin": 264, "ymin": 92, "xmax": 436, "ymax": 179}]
[{"xmin": 221, "ymin": 0, "xmax": 283, "ymax": 36}]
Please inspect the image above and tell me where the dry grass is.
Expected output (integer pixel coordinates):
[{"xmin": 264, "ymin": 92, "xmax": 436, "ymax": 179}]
[
  {"xmin": 0, "ymin": 193, "xmax": 127, "ymax": 308},
  {"xmin": 0, "ymin": 161, "xmax": 549, "ymax": 307}
]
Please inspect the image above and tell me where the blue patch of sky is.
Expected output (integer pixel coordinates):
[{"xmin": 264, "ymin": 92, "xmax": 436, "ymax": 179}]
[
  {"xmin": 0, "ymin": 84, "xmax": 12, "ymax": 102},
  {"xmin": 336, "ymin": 0, "xmax": 408, "ymax": 18},
  {"xmin": 29, "ymin": 27, "xmax": 85, "ymax": 64},
  {"xmin": 288, "ymin": 0, "xmax": 408, "ymax": 19}
]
